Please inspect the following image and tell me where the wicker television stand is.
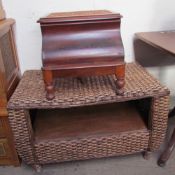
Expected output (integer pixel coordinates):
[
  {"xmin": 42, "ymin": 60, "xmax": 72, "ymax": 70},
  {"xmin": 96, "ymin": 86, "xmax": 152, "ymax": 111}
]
[{"xmin": 8, "ymin": 63, "xmax": 169, "ymax": 172}]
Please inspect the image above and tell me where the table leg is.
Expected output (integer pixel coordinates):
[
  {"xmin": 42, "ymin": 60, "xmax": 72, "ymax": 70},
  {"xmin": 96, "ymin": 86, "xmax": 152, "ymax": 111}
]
[
  {"xmin": 169, "ymin": 107, "xmax": 175, "ymax": 118},
  {"xmin": 158, "ymin": 127, "xmax": 175, "ymax": 167}
]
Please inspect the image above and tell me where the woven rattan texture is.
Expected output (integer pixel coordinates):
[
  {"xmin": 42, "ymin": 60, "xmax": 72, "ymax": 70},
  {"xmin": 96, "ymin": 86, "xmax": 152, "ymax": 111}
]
[
  {"xmin": 8, "ymin": 96, "xmax": 169, "ymax": 166},
  {"xmin": 149, "ymin": 96, "xmax": 169, "ymax": 151},
  {"xmin": 8, "ymin": 109, "xmax": 35, "ymax": 164},
  {"xmin": 8, "ymin": 63, "xmax": 169, "ymax": 109},
  {"xmin": 7, "ymin": 63, "xmax": 170, "ymax": 167},
  {"xmin": 35, "ymin": 131, "xmax": 149, "ymax": 164}
]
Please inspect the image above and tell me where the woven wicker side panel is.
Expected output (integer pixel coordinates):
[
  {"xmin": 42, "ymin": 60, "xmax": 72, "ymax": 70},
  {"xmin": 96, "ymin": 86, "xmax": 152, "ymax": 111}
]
[
  {"xmin": 8, "ymin": 109, "xmax": 35, "ymax": 164},
  {"xmin": 35, "ymin": 131, "xmax": 149, "ymax": 164},
  {"xmin": 149, "ymin": 95, "xmax": 169, "ymax": 151},
  {"xmin": 0, "ymin": 32, "xmax": 17, "ymax": 80}
]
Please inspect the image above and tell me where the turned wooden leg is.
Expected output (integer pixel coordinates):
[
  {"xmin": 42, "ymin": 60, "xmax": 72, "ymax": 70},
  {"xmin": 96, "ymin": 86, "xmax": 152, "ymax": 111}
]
[
  {"xmin": 143, "ymin": 150, "xmax": 152, "ymax": 160},
  {"xmin": 42, "ymin": 69, "xmax": 55, "ymax": 100},
  {"xmin": 115, "ymin": 64, "xmax": 125, "ymax": 95},
  {"xmin": 158, "ymin": 128, "xmax": 175, "ymax": 167}
]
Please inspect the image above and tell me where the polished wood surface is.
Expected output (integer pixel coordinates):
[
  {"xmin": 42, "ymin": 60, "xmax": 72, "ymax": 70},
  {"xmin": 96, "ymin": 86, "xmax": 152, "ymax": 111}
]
[
  {"xmin": 136, "ymin": 31, "xmax": 175, "ymax": 167},
  {"xmin": 38, "ymin": 10, "xmax": 125, "ymax": 100},
  {"xmin": 34, "ymin": 102, "xmax": 147, "ymax": 142},
  {"xmin": 0, "ymin": 18, "xmax": 20, "ymax": 166},
  {"xmin": 39, "ymin": 10, "xmax": 121, "ymax": 23},
  {"xmin": 136, "ymin": 31, "xmax": 175, "ymax": 56}
]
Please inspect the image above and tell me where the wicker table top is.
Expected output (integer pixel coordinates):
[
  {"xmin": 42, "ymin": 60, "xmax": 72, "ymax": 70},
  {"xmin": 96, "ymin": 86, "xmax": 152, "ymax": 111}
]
[{"xmin": 8, "ymin": 63, "xmax": 169, "ymax": 109}]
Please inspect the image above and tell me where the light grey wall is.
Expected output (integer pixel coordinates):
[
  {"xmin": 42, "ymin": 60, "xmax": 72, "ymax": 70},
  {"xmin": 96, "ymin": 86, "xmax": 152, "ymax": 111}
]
[{"xmin": 2, "ymin": 0, "xmax": 175, "ymax": 95}]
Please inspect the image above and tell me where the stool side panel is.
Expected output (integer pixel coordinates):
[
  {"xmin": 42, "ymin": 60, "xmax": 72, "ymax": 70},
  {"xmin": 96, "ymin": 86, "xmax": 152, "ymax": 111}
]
[{"xmin": 41, "ymin": 20, "xmax": 124, "ymax": 67}]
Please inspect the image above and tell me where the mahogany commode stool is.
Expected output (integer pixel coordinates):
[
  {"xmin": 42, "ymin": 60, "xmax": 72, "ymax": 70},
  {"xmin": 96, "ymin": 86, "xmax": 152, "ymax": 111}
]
[{"xmin": 38, "ymin": 10, "xmax": 125, "ymax": 100}]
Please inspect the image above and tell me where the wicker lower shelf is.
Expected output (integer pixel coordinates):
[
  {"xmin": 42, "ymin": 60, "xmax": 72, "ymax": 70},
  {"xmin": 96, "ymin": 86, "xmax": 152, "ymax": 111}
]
[
  {"xmin": 33, "ymin": 102, "xmax": 149, "ymax": 164},
  {"xmin": 34, "ymin": 102, "xmax": 148, "ymax": 141}
]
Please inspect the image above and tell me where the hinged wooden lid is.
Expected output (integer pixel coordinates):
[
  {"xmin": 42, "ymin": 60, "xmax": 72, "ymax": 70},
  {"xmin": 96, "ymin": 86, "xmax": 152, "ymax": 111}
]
[{"xmin": 38, "ymin": 10, "xmax": 122, "ymax": 24}]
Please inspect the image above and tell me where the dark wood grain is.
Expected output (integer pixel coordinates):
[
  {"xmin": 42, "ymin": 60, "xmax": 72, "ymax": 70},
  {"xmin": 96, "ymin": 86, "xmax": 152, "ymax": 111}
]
[
  {"xmin": 34, "ymin": 102, "xmax": 147, "ymax": 142},
  {"xmin": 38, "ymin": 10, "xmax": 125, "ymax": 100},
  {"xmin": 158, "ymin": 128, "xmax": 175, "ymax": 167}
]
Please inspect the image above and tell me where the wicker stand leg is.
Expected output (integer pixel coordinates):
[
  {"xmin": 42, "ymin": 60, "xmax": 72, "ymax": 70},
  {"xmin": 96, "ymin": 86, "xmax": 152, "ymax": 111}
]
[
  {"xmin": 32, "ymin": 164, "xmax": 42, "ymax": 173},
  {"xmin": 115, "ymin": 64, "xmax": 125, "ymax": 95},
  {"xmin": 8, "ymin": 109, "xmax": 38, "ymax": 167},
  {"xmin": 42, "ymin": 69, "xmax": 55, "ymax": 100},
  {"xmin": 143, "ymin": 150, "xmax": 152, "ymax": 160}
]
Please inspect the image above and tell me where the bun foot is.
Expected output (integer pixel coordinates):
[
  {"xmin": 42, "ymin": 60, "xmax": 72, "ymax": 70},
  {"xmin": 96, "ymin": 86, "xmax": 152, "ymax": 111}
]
[
  {"xmin": 115, "ymin": 65, "xmax": 125, "ymax": 95},
  {"xmin": 116, "ymin": 78, "xmax": 125, "ymax": 95}
]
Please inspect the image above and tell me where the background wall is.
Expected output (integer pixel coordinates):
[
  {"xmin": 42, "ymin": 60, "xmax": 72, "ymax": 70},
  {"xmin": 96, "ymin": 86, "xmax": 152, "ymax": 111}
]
[
  {"xmin": 2, "ymin": 0, "xmax": 175, "ymax": 94},
  {"xmin": 0, "ymin": 0, "xmax": 6, "ymax": 20}
]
